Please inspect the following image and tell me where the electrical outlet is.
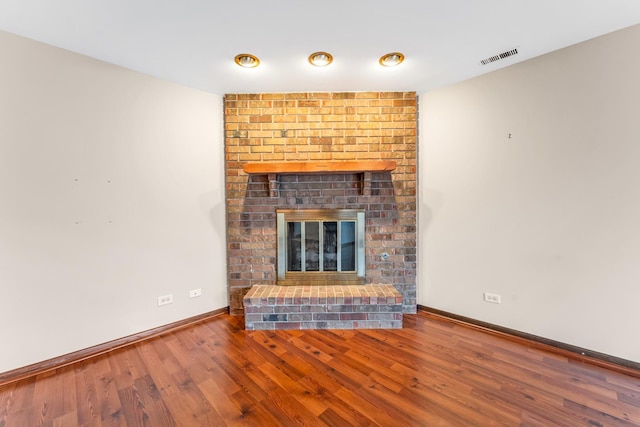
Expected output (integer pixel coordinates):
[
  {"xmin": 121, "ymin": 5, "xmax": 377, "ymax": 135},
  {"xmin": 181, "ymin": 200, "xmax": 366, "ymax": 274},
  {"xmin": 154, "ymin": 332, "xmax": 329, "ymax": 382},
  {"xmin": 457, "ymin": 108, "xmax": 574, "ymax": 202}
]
[
  {"xmin": 483, "ymin": 292, "xmax": 501, "ymax": 304},
  {"xmin": 189, "ymin": 288, "xmax": 202, "ymax": 298},
  {"xmin": 157, "ymin": 294, "xmax": 174, "ymax": 306}
]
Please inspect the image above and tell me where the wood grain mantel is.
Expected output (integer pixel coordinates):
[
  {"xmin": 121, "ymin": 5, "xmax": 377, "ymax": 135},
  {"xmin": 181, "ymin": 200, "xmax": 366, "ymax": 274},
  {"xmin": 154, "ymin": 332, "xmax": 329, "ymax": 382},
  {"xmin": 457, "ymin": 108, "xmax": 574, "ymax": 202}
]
[
  {"xmin": 242, "ymin": 160, "xmax": 397, "ymax": 175},
  {"xmin": 242, "ymin": 160, "xmax": 397, "ymax": 197}
]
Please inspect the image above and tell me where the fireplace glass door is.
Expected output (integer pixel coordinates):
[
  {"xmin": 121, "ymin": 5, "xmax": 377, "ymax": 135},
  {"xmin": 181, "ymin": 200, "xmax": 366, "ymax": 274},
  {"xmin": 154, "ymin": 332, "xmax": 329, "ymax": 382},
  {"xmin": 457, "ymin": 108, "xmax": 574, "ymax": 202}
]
[
  {"xmin": 277, "ymin": 209, "xmax": 364, "ymax": 285},
  {"xmin": 285, "ymin": 220, "xmax": 356, "ymax": 273}
]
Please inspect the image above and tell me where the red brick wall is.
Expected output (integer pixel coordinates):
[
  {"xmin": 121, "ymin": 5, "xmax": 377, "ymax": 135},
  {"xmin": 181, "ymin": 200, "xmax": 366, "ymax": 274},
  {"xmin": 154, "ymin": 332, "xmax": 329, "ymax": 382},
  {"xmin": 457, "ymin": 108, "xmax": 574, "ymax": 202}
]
[{"xmin": 225, "ymin": 92, "xmax": 417, "ymax": 315}]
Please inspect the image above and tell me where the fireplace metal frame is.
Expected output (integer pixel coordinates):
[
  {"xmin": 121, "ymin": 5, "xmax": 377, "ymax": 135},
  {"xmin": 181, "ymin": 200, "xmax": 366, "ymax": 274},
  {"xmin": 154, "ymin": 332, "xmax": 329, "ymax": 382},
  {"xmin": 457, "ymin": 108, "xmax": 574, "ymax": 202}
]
[{"xmin": 276, "ymin": 209, "xmax": 365, "ymax": 286}]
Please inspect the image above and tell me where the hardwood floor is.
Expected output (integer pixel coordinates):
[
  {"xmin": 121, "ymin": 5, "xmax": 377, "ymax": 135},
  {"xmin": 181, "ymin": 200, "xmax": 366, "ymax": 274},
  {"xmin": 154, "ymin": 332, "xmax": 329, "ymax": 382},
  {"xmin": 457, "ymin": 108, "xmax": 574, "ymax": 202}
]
[{"xmin": 1, "ymin": 311, "xmax": 639, "ymax": 426}]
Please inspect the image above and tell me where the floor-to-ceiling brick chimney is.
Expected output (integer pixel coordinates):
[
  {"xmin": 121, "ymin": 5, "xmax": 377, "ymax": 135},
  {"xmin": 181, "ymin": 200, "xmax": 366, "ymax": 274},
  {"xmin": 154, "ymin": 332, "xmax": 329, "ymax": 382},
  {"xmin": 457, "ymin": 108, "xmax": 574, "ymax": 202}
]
[{"xmin": 225, "ymin": 92, "xmax": 417, "ymax": 315}]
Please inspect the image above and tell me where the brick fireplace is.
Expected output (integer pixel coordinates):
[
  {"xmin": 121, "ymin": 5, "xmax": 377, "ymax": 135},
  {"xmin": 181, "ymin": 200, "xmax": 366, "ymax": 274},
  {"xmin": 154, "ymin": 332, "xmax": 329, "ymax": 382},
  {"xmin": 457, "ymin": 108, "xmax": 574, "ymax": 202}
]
[{"xmin": 225, "ymin": 92, "xmax": 417, "ymax": 317}]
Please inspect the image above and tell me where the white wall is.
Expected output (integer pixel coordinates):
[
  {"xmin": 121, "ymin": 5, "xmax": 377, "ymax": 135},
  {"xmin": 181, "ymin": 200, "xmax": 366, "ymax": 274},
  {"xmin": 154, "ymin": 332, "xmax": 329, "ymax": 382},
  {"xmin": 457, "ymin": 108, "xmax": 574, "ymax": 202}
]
[
  {"xmin": 0, "ymin": 31, "xmax": 227, "ymax": 373},
  {"xmin": 419, "ymin": 24, "xmax": 640, "ymax": 363}
]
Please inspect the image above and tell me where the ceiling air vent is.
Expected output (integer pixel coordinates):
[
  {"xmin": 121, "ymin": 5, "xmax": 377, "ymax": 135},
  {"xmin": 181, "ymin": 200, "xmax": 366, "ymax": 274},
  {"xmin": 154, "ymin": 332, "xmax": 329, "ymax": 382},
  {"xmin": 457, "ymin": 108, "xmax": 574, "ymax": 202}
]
[{"xmin": 480, "ymin": 48, "xmax": 519, "ymax": 66}]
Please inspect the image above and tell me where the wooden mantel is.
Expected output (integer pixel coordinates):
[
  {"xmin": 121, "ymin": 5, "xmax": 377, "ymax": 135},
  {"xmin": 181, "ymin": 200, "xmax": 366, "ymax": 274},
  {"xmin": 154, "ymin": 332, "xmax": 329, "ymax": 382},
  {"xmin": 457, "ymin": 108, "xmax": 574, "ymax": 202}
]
[
  {"xmin": 242, "ymin": 160, "xmax": 397, "ymax": 197},
  {"xmin": 242, "ymin": 160, "xmax": 396, "ymax": 175}
]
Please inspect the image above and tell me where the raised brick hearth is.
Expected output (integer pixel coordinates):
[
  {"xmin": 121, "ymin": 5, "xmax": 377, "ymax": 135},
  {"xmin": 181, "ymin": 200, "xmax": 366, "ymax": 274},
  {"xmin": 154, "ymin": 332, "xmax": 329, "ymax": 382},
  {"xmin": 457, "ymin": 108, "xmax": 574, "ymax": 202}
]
[{"xmin": 243, "ymin": 285, "xmax": 403, "ymax": 330}]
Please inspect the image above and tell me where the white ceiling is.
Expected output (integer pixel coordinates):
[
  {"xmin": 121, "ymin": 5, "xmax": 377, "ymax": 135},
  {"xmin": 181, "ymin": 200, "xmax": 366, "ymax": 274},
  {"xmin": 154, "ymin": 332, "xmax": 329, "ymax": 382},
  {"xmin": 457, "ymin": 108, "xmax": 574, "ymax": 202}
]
[{"xmin": 1, "ymin": 0, "xmax": 640, "ymax": 95}]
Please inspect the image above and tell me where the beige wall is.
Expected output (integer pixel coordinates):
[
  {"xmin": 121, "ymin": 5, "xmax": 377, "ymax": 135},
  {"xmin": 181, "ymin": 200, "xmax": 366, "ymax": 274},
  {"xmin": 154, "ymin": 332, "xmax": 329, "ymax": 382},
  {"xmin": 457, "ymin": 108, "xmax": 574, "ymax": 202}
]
[
  {"xmin": 419, "ymin": 24, "xmax": 640, "ymax": 362},
  {"xmin": 0, "ymin": 30, "xmax": 227, "ymax": 373}
]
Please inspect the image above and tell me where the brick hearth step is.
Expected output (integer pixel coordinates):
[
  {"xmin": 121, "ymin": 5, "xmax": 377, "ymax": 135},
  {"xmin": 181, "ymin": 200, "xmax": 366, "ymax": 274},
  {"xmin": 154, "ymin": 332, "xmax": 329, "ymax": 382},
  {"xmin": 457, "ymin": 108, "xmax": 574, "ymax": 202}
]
[{"xmin": 243, "ymin": 285, "xmax": 403, "ymax": 330}]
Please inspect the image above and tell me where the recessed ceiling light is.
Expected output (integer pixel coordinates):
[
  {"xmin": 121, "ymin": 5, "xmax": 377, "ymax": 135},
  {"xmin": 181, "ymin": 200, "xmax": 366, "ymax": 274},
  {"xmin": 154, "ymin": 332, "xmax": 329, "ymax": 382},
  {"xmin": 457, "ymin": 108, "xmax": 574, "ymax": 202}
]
[
  {"xmin": 234, "ymin": 54, "xmax": 260, "ymax": 68},
  {"xmin": 379, "ymin": 52, "xmax": 405, "ymax": 67},
  {"xmin": 308, "ymin": 52, "xmax": 333, "ymax": 67}
]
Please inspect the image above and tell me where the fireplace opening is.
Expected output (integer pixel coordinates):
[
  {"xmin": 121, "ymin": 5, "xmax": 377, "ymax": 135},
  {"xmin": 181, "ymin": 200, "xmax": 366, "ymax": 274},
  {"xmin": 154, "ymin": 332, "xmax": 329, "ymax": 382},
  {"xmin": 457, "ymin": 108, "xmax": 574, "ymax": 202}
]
[{"xmin": 277, "ymin": 209, "xmax": 365, "ymax": 286}]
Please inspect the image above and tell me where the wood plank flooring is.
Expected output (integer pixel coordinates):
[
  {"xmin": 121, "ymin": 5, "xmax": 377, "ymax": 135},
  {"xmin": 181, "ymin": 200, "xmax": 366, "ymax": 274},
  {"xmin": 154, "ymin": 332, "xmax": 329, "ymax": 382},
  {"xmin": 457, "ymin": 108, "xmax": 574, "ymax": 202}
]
[{"xmin": 1, "ymin": 311, "xmax": 639, "ymax": 426}]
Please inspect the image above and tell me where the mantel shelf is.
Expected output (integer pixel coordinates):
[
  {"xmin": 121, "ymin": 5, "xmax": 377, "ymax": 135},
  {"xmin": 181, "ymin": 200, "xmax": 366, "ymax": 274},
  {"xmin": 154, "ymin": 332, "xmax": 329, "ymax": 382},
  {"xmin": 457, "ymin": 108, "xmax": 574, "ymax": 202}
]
[{"xmin": 242, "ymin": 160, "xmax": 397, "ymax": 175}]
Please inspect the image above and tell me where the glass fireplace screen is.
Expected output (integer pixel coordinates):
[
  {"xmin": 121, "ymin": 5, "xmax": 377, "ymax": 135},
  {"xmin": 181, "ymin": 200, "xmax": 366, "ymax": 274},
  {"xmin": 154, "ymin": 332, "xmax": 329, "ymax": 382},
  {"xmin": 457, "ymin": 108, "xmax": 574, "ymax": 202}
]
[{"xmin": 276, "ymin": 209, "xmax": 365, "ymax": 282}]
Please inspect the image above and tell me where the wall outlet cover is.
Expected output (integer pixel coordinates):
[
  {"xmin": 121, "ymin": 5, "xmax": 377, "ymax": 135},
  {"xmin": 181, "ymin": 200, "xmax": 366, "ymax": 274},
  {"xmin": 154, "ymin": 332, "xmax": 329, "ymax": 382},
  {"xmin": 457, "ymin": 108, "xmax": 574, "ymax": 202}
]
[
  {"xmin": 158, "ymin": 294, "xmax": 174, "ymax": 306},
  {"xmin": 483, "ymin": 292, "xmax": 501, "ymax": 304}
]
